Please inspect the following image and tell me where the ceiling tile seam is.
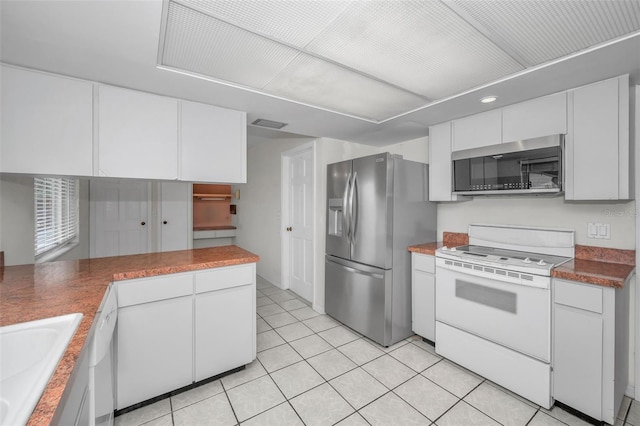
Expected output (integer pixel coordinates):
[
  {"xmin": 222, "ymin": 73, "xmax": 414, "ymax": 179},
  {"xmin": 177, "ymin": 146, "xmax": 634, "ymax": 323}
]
[
  {"xmin": 441, "ymin": 0, "xmax": 531, "ymax": 69},
  {"xmin": 165, "ymin": 0, "xmax": 431, "ymax": 102},
  {"xmin": 156, "ymin": 63, "xmax": 383, "ymax": 125},
  {"xmin": 297, "ymin": 0, "xmax": 354, "ymax": 51},
  {"xmin": 375, "ymin": 30, "xmax": 640, "ymax": 125},
  {"xmin": 156, "ymin": 0, "xmax": 172, "ymax": 68}
]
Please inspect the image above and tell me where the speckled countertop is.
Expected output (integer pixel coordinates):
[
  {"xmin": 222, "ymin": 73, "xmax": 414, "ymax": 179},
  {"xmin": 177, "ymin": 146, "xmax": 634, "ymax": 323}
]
[
  {"xmin": 408, "ymin": 232, "xmax": 469, "ymax": 256},
  {"xmin": 551, "ymin": 245, "xmax": 635, "ymax": 289},
  {"xmin": 408, "ymin": 234, "xmax": 635, "ymax": 289},
  {"xmin": 0, "ymin": 245, "xmax": 259, "ymax": 426}
]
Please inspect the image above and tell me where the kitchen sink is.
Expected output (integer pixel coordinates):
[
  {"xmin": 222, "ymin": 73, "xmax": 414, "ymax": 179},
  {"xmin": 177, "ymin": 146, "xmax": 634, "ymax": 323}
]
[{"xmin": 0, "ymin": 313, "xmax": 83, "ymax": 426}]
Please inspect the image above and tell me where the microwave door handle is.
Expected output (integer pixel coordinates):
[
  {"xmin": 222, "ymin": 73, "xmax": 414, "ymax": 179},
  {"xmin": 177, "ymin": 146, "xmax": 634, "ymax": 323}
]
[{"xmin": 343, "ymin": 172, "xmax": 352, "ymax": 240}]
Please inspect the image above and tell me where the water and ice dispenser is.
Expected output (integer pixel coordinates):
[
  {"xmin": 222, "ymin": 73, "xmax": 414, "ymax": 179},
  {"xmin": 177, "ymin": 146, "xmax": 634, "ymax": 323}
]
[{"xmin": 328, "ymin": 198, "xmax": 343, "ymax": 237}]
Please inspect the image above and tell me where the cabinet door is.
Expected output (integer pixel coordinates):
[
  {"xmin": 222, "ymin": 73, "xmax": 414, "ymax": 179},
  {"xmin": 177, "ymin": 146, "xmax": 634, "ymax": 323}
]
[
  {"xmin": 502, "ymin": 92, "xmax": 567, "ymax": 143},
  {"xmin": 566, "ymin": 76, "xmax": 628, "ymax": 200},
  {"xmin": 452, "ymin": 109, "xmax": 502, "ymax": 151},
  {"xmin": 97, "ymin": 85, "xmax": 178, "ymax": 179},
  {"xmin": 412, "ymin": 255, "xmax": 435, "ymax": 341},
  {"xmin": 195, "ymin": 284, "xmax": 255, "ymax": 381},
  {"xmin": 429, "ymin": 122, "xmax": 456, "ymax": 201},
  {"xmin": 160, "ymin": 182, "xmax": 191, "ymax": 252},
  {"xmin": 180, "ymin": 100, "xmax": 247, "ymax": 183},
  {"xmin": 553, "ymin": 304, "xmax": 603, "ymax": 420},
  {"xmin": 117, "ymin": 296, "xmax": 193, "ymax": 409},
  {"xmin": 1, "ymin": 66, "xmax": 93, "ymax": 176}
]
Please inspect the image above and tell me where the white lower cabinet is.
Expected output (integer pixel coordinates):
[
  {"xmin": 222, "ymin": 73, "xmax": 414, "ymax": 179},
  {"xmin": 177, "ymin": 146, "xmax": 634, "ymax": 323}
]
[
  {"xmin": 552, "ymin": 278, "xmax": 631, "ymax": 424},
  {"xmin": 115, "ymin": 264, "xmax": 256, "ymax": 410},
  {"xmin": 411, "ymin": 253, "xmax": 436, "ymax": 341},
  {"xmin": 194, "ymin": 265, "xmax": 256, "ymax": 381},
  {"xmin": 116, "ymin": 273, "xmax": 193, "ymax": 410}
]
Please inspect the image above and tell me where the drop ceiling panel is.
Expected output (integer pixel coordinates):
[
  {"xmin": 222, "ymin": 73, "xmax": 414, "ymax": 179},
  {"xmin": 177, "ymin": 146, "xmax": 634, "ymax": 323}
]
[
  {"xmin": 450, "ymin": 0, "xmax": 640, "ymax": 66},
  {"xmin": 176, "ymin": 0, "xmax": 352, "ymax": 48},
  {"xmin": 305, "ymin": 0, "xmax": 524, "ymax": 100},
  {"xmin": 264, "ymin": 53, "xmax": 427, "ymax": 121},
  {"xmin": 162, "ymin": 1, "xmax": 299, "ymax": 89}
]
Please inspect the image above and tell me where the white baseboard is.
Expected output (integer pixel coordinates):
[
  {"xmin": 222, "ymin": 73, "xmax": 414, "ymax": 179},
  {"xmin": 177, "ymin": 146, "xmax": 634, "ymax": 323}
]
[{"xmin": 257, "ymin": 273, "xmax": 282, "ymax": 288}]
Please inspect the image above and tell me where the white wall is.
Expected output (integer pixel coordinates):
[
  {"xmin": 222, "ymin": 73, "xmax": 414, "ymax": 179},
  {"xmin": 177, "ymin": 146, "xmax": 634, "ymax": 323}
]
[
  {"xmin": 233, "ymin": 133, "xmax": 315, "ymax": 285},
  {"xmin": 378, "ymin": 136, "xmax": 428, "ymax": 163},
  {"xmin": 438, "ymin": 197, "xmax": 636, "ymax": 249},
  {"xmin": 0, "ymin": 175, "xmax": 35, "ymax": 265},
  {"xmin": 0, "ymin": 175, "xmax": 90, "ymax": 266}
]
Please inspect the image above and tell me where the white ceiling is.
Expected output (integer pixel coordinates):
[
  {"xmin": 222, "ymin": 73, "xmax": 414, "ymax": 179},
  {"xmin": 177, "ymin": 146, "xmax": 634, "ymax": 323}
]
[{"xmin": 2, "ymin": 0, "xmax": 640, "ymax": 146}]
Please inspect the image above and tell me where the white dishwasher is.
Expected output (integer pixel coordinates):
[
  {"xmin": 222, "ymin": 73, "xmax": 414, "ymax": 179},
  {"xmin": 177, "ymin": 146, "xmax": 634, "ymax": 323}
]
[{"xmin": 90, "ymin": 285, "xmax": 117, "ymax": 426}]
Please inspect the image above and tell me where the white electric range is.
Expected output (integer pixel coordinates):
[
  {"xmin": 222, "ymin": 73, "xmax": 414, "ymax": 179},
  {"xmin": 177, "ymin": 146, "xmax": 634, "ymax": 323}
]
[{"xmin": 434, "ymin": 224, "xmax": 574, "ymax": 409}]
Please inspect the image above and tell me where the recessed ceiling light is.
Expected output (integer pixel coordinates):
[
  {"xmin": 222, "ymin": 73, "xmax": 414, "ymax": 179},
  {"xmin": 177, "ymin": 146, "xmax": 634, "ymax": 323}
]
[
  {"xmin": 480, "ymin": 95, "xmax": 498, "ymax": 104},
  {"xmin": 251, "ymin": 118, "xmax": 288, "ymax": 129}
]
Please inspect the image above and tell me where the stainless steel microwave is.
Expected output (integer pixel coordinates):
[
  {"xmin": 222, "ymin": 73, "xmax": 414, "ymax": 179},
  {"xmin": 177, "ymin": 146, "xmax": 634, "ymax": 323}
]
[{"xmin": 452, "ymin": 135, "xmax": 563, "ymax": 195}]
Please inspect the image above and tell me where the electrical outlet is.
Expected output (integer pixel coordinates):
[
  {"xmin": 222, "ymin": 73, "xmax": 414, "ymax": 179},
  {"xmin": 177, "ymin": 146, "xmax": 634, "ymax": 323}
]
[{"xmin": 587, "ymin": 222, "xmax": 610, "ymax": 239}]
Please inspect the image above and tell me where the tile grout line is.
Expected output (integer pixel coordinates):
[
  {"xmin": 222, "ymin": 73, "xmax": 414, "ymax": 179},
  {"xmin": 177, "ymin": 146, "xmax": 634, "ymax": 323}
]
[{"xmin": 260, "ymin": 285, "xmax": 446, "ymax": 425}]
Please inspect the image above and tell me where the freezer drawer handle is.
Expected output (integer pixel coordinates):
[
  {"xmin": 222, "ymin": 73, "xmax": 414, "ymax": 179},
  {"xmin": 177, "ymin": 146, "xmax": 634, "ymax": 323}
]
[{"xmin": 327, "ymin": 258, "xmax": 384, "ymax": 280}]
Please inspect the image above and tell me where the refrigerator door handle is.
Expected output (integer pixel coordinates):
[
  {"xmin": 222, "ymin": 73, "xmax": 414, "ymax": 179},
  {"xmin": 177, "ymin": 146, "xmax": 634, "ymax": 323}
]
[
  {"xmin": 351, "ymin": 171, "xmax": 358, "ymax": 245},
  {"xmin": 343, "ymin": 172, "xmax": 352, "ymax": 240}
]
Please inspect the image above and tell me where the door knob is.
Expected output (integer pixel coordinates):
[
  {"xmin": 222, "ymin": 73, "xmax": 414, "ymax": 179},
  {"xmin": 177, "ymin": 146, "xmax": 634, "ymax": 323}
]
[
  {"xmin": 141, "ymin": 221, "xmax": 146, "ymax": 226},
  {"xmin": 163, "ymin": 221, "xmax": 168, "ymax": 225}
]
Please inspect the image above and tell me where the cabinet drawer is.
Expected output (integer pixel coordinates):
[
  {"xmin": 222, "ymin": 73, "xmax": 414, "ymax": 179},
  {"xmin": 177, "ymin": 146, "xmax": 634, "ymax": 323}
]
[
  {"xmin": 554, "ymin": 279, "xmax": 603, "ymax": 313},
  {"xmin": 117, "ymin": 272, "xmax": 193, "ymax": 307},
  {"xmin": 195, "ymin": 264, "xmax": 254, "ymax": 293},
  {"xmin": 413, "ymin": 253, "xmax": 435, "ymax": 274}
]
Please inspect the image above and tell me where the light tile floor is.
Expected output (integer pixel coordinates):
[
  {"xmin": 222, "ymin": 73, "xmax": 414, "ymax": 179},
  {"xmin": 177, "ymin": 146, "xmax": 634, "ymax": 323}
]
[{"xmin": 116, "ymin": 276, "xmax": 639, "ymax": 426}]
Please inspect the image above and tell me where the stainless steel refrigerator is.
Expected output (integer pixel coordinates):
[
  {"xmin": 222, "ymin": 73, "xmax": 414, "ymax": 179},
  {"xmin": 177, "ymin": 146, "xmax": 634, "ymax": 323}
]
[{"xmin": 325, "ymin": 153, "xmax": 436, "ymax": 347}]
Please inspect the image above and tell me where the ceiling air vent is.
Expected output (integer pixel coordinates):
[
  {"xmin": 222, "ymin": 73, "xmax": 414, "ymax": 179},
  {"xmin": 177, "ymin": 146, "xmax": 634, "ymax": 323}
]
[{"xmin": 251, "ymin": 118, "xmax": 288, "ymax": 129}]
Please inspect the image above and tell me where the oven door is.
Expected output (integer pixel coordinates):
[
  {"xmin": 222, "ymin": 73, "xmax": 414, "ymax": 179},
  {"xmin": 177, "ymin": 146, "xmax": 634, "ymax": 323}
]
[{"xmin": 436, "ymin": 264, "xmax": 550, "ymax": 362}]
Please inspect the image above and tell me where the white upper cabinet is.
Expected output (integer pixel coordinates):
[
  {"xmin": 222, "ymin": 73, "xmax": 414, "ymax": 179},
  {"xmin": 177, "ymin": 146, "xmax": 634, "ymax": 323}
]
[
  {"xmin": 180, "ymin": 100, "xmax": 247, "ymax": 183},
  {"xmin": 1, "ymin": 66, "xmax": 93, "ymax": 176},
  {"xmin": 429, "ymin": 122, "xmax": 461, "ymax": 202},
  {"xmin": 565, "ymin": 75, "xmax": 630, "ymax": 200},
  {"xmin": 502, "ymin": 92, "xmax": 567, "ymax": 143},
  {"xmin": 97, "ymin": 85, "xmax": 179, "ymax": 180},
  {"xmin": 452, "ymin": 109, "xmax": 502, "ymax": 152}
]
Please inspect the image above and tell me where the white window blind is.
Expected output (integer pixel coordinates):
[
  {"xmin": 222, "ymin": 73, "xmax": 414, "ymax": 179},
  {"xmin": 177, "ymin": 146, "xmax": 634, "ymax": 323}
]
[{"xmin": 34, "ymin": 177, "xmax": 79, "ymax": 257}]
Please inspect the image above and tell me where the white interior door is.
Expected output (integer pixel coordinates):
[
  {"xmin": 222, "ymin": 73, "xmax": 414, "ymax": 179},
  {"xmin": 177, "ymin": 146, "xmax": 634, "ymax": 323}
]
[
  {"xmin": 90, "ymin": 180, "xmax": 150, "ymax": 258},
  {"xmin": 283, "ymin": 147, "xmax": 314, "ymax": 302}
]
